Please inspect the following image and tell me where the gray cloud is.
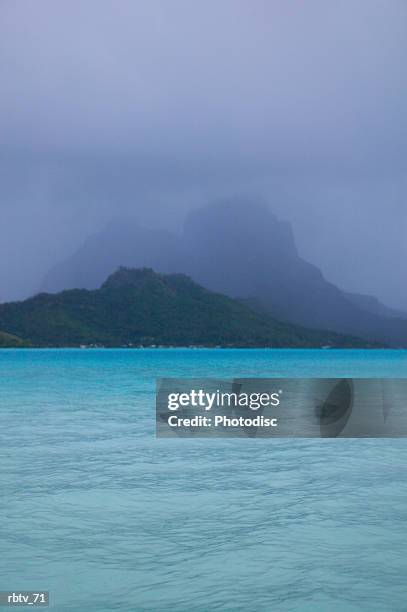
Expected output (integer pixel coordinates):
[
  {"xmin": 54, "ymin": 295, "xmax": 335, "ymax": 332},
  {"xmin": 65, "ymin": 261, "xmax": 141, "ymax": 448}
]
[{"xmin": 0, "ymin": 0, "xmax": 406, "ymax": 308}]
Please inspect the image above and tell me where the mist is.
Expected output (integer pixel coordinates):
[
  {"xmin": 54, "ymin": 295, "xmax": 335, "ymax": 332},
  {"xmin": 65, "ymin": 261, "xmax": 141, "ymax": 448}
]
[{"xmin": 1, "ymin": 0, "xmax": 406, "ymax": 309}]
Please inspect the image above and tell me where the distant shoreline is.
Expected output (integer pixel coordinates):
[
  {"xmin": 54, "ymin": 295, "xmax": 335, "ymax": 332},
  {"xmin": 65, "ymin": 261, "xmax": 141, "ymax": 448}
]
[{"xmin": 0, "ymin": 346, "xmax": 401, "ymax": 351}]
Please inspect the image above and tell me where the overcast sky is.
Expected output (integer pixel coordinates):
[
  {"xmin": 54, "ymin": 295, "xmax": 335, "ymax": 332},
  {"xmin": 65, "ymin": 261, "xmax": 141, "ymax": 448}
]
[{"xmin": 0, "ymin": 0, "xmax": 406, "ymax": 308}]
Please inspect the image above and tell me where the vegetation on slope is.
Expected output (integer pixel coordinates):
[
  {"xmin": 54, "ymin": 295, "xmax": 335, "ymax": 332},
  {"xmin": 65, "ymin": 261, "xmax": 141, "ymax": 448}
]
[
  {"xmin": 0, "ymin": 330, "xmax": 30, "ymax": 347},
  {"xmin": 0, "ymin": 268, "xmax": 383, "ymax": 348}
]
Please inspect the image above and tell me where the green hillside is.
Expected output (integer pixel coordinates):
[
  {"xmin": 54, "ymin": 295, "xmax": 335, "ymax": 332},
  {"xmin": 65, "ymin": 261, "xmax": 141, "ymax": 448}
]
[
  {"xmin": 0, "ymin": 268, "xmax": 383, "ymax": 348},
  {"xmin": 0, "ymin": 330, "xmax": 30, "ymax": 347}
]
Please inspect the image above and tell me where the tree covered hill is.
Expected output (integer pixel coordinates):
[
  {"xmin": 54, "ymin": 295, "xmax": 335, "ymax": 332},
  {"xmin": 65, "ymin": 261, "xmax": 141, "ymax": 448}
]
[{"xmin": 0, "ymin": 267, "xmax": 383, "ymax": 348}]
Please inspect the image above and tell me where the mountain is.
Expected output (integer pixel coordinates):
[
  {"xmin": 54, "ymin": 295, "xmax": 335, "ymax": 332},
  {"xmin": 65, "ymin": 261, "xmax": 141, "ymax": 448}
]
[
  {"xmin": 181, "ymin": 200, "xmax": 407, "ymax": 346},
  {"xmin": 343, "ymin": 291, "xmax": 407, "ymax": 319},
  {"xmin": 0, "ymin": 267, "xmax": 381, "ymax": 348},
  {"xmin": 41, "ymin": 218, "xmax": 184, "ymax": 293},
  {"xmin": 40, "ymin": 199, "xmax": 407, "ymax": 347}
]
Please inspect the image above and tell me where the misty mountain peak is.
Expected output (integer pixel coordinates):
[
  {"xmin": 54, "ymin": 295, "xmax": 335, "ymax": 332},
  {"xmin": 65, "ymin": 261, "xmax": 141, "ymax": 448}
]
[
  {"xmin": 38, "ymin": 198, "xmax": 407, "ymax": 346},
  {"xmin": 184, "ymin": 198, "xmax": 298, "ymax": 257},
  {"xmin": 180, "ymin": 198, "xmax": 300, "ymax": 299}
]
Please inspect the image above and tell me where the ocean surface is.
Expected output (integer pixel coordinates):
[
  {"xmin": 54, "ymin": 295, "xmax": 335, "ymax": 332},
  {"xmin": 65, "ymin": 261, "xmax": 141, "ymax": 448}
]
[{"xmin": 1, "ymin": 348, "xmax": 407, "ymax": 612}]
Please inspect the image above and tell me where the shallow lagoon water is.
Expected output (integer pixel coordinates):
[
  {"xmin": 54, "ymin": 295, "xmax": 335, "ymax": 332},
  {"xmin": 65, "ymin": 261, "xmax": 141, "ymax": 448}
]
[{"xmin": 1, "ymin": 349, "xmax": 407, "ymax": 611}]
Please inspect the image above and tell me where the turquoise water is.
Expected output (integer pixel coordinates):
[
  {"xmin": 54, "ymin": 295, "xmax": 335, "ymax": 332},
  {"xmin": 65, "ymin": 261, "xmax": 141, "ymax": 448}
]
[{"xmin": 1, "ymin": 349, "xmax": 407, "ymax": 611}]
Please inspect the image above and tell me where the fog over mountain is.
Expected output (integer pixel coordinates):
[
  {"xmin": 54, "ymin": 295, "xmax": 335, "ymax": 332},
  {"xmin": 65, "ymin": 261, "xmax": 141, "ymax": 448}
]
[
  {"xmin": 41, "ymin": 199, "xmax": 407, "ymax": 347},
  {"xmin": 1, "ymin": 1, "xmax": 406, "ymax": 309}
]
